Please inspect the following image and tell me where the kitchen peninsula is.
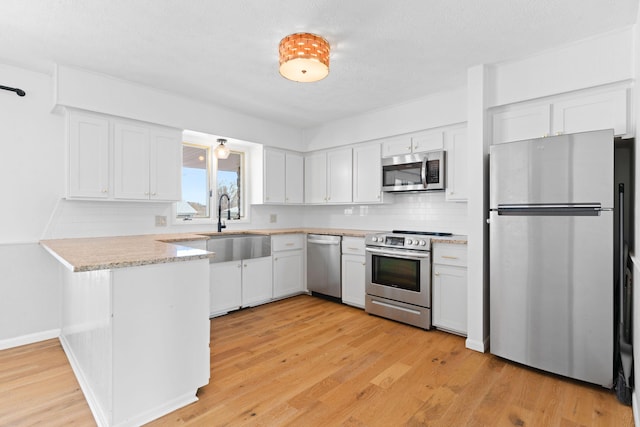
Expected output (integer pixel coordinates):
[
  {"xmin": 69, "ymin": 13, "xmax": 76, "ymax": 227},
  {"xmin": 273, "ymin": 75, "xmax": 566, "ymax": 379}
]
[{"xmin": 40, "ymin": 234, "xmax": 214, "ymax": 427}]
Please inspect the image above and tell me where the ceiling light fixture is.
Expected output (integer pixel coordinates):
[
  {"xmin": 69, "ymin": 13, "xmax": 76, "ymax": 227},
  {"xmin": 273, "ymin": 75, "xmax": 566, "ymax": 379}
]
[
  {"xmin": 279, "ymin": 33, "xmax": 330, "ymax": 83},
  {"xmin": 213, "ymin": 138, "xmax": 230, "ymax": 160}
]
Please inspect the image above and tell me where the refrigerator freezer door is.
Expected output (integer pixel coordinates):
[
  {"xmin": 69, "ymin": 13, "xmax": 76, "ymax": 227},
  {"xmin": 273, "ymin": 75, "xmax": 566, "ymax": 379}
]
[
  {"xmin": 489, "ymin": 129, "xmax": 614, "ymax": 209},
  {"xmin": 489, "ymin": 210, "xmax": 613, "ymax": 387}
]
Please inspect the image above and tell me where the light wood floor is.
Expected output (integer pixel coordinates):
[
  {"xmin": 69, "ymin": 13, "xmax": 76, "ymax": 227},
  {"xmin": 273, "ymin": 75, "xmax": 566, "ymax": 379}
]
[{"xmin": 0, "ymin": 295, "xmax": 634, "ymax": 426}]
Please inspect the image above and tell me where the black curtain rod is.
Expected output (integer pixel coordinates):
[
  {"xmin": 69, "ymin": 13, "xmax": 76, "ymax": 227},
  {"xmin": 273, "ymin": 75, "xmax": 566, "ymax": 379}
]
[{"xmin": 0, "ymin": 85, "xmax": 26, "ymax": 97}]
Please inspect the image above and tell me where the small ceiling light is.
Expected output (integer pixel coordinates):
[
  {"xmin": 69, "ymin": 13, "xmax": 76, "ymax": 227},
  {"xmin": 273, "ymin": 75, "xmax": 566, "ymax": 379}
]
[
  {"xmin": 279, "ymin": 32, "xmax": 330, "ymax": 83},
  {"xmin": 214, "ymin": 138, "xmax": 230, "ymax": 160}
]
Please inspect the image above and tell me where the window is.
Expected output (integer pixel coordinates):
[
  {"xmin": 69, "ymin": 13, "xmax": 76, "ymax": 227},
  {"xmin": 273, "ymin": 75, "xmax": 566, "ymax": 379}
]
[
  {"xmin": 177, "ymin": 136, "xmax": 246, "ymax": 223},
  {"xmin": 179, "ymin": 144, "xmax": 210, "ymax": 220},
  {"xmin": 217, "ymin": 152, "xmax": 244, "ymax": 220}
]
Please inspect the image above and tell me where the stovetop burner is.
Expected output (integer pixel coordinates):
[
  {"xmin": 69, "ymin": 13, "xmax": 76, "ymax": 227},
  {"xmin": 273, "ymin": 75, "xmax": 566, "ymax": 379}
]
[{"xmin": 392, "ymin": 230, "xmax": 453, "ymax": 237}]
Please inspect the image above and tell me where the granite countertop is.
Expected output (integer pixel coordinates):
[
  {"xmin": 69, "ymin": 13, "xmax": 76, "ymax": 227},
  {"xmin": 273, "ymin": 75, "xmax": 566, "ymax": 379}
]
[{"xmin": 40, "ymin": 228, "xmax": 467, "ymax": 272}]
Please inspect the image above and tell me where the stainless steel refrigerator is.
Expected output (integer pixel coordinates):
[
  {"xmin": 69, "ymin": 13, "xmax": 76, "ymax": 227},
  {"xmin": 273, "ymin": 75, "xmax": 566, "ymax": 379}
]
[{"xmin": 489, "ymin": 129, "xmax": 614, "ymax": 387}]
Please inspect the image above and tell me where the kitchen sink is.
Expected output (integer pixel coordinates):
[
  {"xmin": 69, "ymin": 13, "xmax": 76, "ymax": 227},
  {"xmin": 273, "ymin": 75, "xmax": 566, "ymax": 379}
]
[{"xmin": 206, "ymin": 234, "xmax": 271, "ymax": 263}]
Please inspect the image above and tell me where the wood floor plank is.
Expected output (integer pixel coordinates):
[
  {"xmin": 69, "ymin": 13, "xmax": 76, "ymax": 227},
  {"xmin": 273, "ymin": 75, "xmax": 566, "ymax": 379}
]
[{"xmin": 0, "ymin": 295, "xmax": 633, "ymax": 426}]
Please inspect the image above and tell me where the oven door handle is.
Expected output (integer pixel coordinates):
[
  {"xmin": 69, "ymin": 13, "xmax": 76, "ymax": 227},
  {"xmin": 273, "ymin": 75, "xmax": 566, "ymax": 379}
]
[{"xmin": 365, "ymin": 247, "xmax": 431, "ymax": 259}]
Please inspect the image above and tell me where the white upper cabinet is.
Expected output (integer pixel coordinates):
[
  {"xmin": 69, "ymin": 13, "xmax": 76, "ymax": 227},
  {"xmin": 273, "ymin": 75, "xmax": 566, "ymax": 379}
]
[
  {"xmin": 552, "ymin": 89, "xmax": 628, "ymax": 136},
  {"xmin": 492, "ymin": 86, "xmax": 630, "ymax": 144},
  {"xmin": 492, "ymin": 104, "xmax": 551, "ymax": 144},
  {"xmin": 305, "ymin": 147, "xmax": 352, "ymax": 204},
  {"xmin": 263, "ymin": 148, "xmax": 304, "ymax": 204},
  {"xmin": 444, "ymin": 125, "xmax": 468, "ymax": 202},
  {"xmin": 68, "ymin": 111, "xmax": 110, "ymax": 198},
  {"xmin": 353, "ymin": 143, "xmax": 382, "ymax": 203},
  {"xmin": 263, "ymin": 148, "xmax": 286, "ymax": 203},
  {"xmin": 381, "ymin": 129, "xmax": 444, "ymax": 157},
  {"xmin": 113, "ymin": 120, "xmax": 181, "ymax": 201},
  {"xmin": 67, "ymin": 110, "xmax": 182, "ymax": 202}
]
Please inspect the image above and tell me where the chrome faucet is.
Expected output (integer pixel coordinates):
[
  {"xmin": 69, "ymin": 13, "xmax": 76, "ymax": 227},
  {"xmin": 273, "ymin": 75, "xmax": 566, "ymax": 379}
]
[{"xmin": 217, "ymin": 193, "xmax": 231, "ymax": 232}]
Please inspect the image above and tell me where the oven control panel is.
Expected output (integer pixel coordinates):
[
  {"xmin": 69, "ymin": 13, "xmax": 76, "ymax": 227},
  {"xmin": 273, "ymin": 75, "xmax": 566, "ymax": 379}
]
[{"xmin": 366, "ymin": 233, "xmax": 430, "ymax": 250}]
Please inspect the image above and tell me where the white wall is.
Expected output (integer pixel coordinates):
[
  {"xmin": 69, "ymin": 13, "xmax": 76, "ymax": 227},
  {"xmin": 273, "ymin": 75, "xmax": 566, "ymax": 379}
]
[
  {"xmin": 631, "ymin": 15, "xmax": 640, "ymax": 422},
  {"xmin": 0, "ymin": 63, "xmax": 65, "ymax": 346}
]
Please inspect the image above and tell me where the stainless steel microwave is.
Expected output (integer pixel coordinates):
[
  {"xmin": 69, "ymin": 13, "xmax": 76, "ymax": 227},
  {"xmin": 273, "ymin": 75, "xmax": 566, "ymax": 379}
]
[{"xmin": 381, "ymin": 150, "xmax": 446, "ymax": 192}]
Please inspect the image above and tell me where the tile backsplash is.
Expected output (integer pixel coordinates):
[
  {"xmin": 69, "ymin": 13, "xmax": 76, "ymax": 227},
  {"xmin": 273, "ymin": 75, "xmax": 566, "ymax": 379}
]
[{"xmin": 42, "ymin": 192, "xmax": 467, "ymax": 239}]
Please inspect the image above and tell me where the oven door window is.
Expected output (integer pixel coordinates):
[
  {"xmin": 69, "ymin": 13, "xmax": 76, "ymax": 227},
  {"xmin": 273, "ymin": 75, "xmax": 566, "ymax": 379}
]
[
  {"xmin": 382, "ymin": 161, "xmax": 423, "ymax": 187},
  {"xmin": 371, "ymin": 254, "xmax": 420, "ymax": 292}
]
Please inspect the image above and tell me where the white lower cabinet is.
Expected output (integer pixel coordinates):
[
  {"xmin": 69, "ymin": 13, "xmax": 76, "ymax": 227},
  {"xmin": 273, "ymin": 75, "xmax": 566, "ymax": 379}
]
[
  {"xmin": 209, "ymin": 256, "xmax": 272, "ymax": 316},
  {"xmin": 341, "ymin": 237, "xmax": 366, "ymax": 308},
  {"xmin": 209, "ymin": 261, "xmax": 242, "ymax": 316},
  {"xmin": 272, "ymin": 234, "xmax": 305, "ymax": 299},
  {"xmin": 432, "ymin": 242, "xmax": 468, "ymax": 336},
  {"xmin": 241, "ymin": 256, "xmax": 273, "ymax": 307}
]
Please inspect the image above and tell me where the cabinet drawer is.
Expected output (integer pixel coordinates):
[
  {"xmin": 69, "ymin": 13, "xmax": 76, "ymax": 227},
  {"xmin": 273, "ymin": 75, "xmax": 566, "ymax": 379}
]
[
  {"xmin": 432, "ymin": 243, "xmax": 467, "ymax": 267},
  {"xmin": 341, "ymin": 237, "xmax": 365, "ymax": 255},
  {"xmin": 272, "ymin": 234, "xmax": 305, "ymax": 252}
]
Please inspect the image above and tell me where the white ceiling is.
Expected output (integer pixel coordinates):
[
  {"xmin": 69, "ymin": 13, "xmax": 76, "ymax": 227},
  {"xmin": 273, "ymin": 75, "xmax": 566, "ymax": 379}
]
[{"xmin": 0, "ymin": 1, "xmax": 637, "ymax": 129}]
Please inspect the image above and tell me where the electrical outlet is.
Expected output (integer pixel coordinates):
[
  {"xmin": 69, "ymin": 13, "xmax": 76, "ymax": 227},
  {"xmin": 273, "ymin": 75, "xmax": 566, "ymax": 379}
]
[
  {"xmin": 155, "ymin": 215, "xmax": 167, "ymax": 227},
  {"xmin": 270, "ymin": 214, "xmax": 277, "ymax": 223}
]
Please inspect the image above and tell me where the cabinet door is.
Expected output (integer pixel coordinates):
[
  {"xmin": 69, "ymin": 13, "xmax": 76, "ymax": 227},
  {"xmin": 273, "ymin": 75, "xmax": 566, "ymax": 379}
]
[
  {"xmin": 149, "ymin": 128, "xmax": 182, "ymax": 201},
  {"xmin": 68, "ymin": 112, "xmax": 110, "ymax": 198},
  {"xmin": 242, "ymin": 256, "xmax": 273, "ymax": 307},
  {"xmin": 273, "ymin": 250, "xmax": 304, "ymax": 298},
  {"xmin": 285, "ymin": 152, "xmax": 304, "ymax": 203},
  {"xmin": 353, "ymin": 143, "xmax": 382, "ymax": 203},
  {"xmin": 492, "ymin": 104, "xmax": 551, "ymax": 144},
  {"xmin": 113, "ymin": 122, "xmax": 150, "ymax": 200},
  {"xmin": 411, "ymin": 129, "xmax": 444, "ymax": 153},
  {"xmin": 341, "ymin": 254, "xmax": 366, "ymax": 308},
  {"xmin": 432, "ymin": 264, "xmax": 467, "ymax": 335},
  {"xmin": 327, "ymin": 148, "xmax": 352, "ymax": 203},
  {"xmin": 264, "ymin": 149, "xmax": 286, "ymax": 203},
  {"xmin": 444, "ymin": 126, "xmax": 468, "ymax": 202},
  {"xmin": 552, "ymin": 88, "xmax": 628, "ymax": 136},
  {"xmin": 304, "ymin": 152, "xmax": 327, "ymax": 203},
  {"xmin": 381, "ymin": 136, "xmax": 412, "ymax": 157},
  {"xmin": 210, "ymin": 261, "xmax": 242, "ymax": 316}
]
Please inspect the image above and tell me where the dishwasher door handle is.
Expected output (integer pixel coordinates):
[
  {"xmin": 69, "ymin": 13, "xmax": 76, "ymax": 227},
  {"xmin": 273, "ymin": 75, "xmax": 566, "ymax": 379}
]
[{"xmin": 307, "ymin": 239, "xmax": 340, "ymax": 245}]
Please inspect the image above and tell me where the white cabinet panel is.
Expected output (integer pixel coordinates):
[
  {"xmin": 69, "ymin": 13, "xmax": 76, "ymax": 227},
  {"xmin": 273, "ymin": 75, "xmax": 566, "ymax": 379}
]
[
  {"xmin": 492, "ymin": 104, "xmax": 551, "ymax": 144},
  {"xmin": 353, "ymin": 143, "xmax": 382, "ymax": 203},
  {"xmin": 444, "ymin": 126, "xmax": 468, "ymax": 202},
  {"xmin": 68, "ymin": 111, "xmax": 110, "ymax": 198},
  {"xmin": 411, "ymin": 129, "xmax": 444, "ymax": 153},
  {"xmin": 285, "ymin": 152, "xmax": 304, "ymax": 203},
  {"xmin": 242, "ymin": 256, "xmax": 273, "ymax": 307},
  {"xmin": 327, "ymin": 148, "xmax": 352, "ymax": 203},
  {"xmin": 304, "ymin": 151, "xmax": 327, "ymax": 203},
  {"xmin": 341, "ymin": 237, "xmax": 366, "ymax": 309},
  {"xmin": 209, "ymin": 261, "xmax": 242, "ymax": 316},
  {"xmin": 381, "ymin": 136, "xmax": 412, "ymax": 157},
  {"xmin": 273, "ymin": 250, "xmax": 304, "ymax": 298},
  {"xmin": 114, "ymin": 122, "xmax": 150, "ymax": 200},
  {"xmin": 305, "ymin": 148, "xmax": 352, "ymax": 204},
  {"xmin": 264, "ymin": 149, "xmax": 286, "ymax": 203},
  {"xmin": 432, "ymin": 243, "xmax": 468, "ymax": 336},
  {"xmin": 552, "ymin": 88, "xmax": 628, "ymax": 136}
]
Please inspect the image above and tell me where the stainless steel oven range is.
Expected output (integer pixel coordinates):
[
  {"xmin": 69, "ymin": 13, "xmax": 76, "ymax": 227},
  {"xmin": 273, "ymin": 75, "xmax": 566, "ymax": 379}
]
[{"xmin": 365, "ymin": 230, "xmax": 452, "ymax": 329}]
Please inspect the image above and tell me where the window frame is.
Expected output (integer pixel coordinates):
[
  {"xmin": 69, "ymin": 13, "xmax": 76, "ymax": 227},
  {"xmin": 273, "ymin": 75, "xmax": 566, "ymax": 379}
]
[{"xmin": 173, "ymin": 135, "xmax": 251, "ymax": 226}]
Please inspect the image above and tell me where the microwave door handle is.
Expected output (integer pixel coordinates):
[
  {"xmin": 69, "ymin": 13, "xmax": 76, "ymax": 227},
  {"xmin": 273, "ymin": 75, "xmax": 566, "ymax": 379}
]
[{"xmin": 421, "ymin": 156, "xmax": 428, "ymax": 188}]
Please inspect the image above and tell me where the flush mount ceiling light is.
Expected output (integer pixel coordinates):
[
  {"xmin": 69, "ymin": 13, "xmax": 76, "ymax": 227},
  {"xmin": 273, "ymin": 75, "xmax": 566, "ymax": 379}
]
[
  {"xmin": 213, "ymin": 138, "xmax": 230, "ymax": 159},
  {"xmin": 279, "ymin": 33, "xmax": 330, "ymax": 83}
]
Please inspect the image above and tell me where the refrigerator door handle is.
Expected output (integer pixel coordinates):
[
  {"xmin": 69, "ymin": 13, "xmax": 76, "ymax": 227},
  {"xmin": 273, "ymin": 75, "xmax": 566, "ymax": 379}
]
[{"xmin": 497, "ymin": 203, "xmax": 604, "ymax": 216}]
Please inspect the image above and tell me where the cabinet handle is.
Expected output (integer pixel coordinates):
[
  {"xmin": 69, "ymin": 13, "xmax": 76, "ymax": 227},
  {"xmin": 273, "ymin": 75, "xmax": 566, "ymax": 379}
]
[
  {"xmin": 244, "ymin": 264, "xmax": 247, "ymax": 267},
  {"xmin": 556, "ymin": 131, "xmax": 563, "ymax": 136},
  {"xmin": 102, "ymin": 189, "xmax": 108, "ymax": 193},
  {"xmin": 441, "ymin": 255, "xmax": 459, "ymax": 260},
  {"xmin": 144, "ymin": 191, "xmax": 149, "ymax": 195},
  {"xmin": 434, "ymin": 273, "xmax": 440, "ymax": 276},
  {"xmin": 286, "ymin": 243, "xmax": 294, "ymax": 246},
  {"xmin": 347, "ymin": 247, "xmax": 358, "ymax": 251},
  {"xmin": 361, "ymin": 262, "xmax": 366, "ymax": 266},
  {"xmin": 151, "ymin": 192, "xmax": 156, "ymax": 196},
  {"xmin": 274, "ymin": 257, "xmax": 278, "ymax": 261}
]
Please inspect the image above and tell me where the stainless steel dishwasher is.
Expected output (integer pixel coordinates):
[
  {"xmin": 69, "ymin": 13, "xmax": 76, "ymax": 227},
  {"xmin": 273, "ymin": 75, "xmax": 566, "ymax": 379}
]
[{"xmin": 306, "ymin": 234, "xmax": 342, "ymax": 300}]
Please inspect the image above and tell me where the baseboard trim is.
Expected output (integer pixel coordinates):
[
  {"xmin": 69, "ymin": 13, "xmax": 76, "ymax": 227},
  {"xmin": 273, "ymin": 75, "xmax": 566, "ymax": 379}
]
[
  {"xmin": 0, "ymin": 329, "xmax": 60, "ymax": 350},
  {"xmin": 465, "ymin": 335, "xmax": 489, "ymax": 353}
]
